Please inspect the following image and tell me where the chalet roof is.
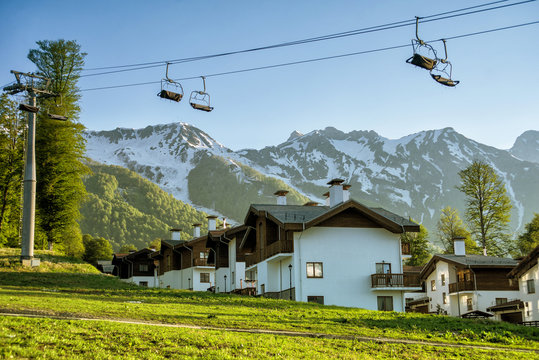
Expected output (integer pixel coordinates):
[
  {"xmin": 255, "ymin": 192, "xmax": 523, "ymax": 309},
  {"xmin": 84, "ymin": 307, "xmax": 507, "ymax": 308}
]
[
  {"xmin": 508, "ymin": 244, "xmax": 539, "ymax": 279},
  {"xmin": 461, "ymin": 310, "xmax": 493, "ymax": 318},
  {"xmin": 162, "ymin": 239, "xmax": 185, "ymax": 248},
  {"xmin": 420, "ymin": 254, "xmax": 518, "ymax": 281},
  {"xmin": 249, "ymin": 204, "xmax": 329, "ymax": 224}
]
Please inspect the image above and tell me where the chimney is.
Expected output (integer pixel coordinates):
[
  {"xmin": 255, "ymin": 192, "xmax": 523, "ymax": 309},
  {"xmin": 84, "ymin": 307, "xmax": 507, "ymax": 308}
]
[
  {"xmin": 169, "ymin": 228, "xmax": 182, "ymax": 241},
  {"xmin": 322, "ymin": 192, "xmax": 330, "ymax": 206},
  {"xmin": 274, "ymin": 190, "xmax": 289, "ymax": 205},
  {"xmin": 453, "ymin": 237, "xmax": 466, "ymax": 256},
  {"xmin": 207, "ymin": 216, "xmax": 217, "ymax": 231},
  {"xmin": 343, "ymin": 184, "xmax": 351, "ymax": 202},
  {"xmin": 192, "ymin": 223, "xmax": 201, "ymax": 238},
  {"xmin": 327, "ymin": 178, "xmax": 345, "ymax": 207}
]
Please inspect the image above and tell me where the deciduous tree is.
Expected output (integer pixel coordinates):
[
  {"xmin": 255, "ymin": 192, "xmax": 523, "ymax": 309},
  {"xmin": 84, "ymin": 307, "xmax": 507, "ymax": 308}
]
[
  {"xmin": 401, "ymin": 223, "xmax": 432, "ymax": 266},
  {"xmin": 82, "ymin": 234, "xmax": 113, "ymax": 264},
  {"xmin": 457, "ymin": 160, "xmax": 512, "ymax": 256},
  {"xmin": 437, "ymin": 206, "xmax": 481, "ymax": 255},
  {"xmin": 515, "ymin": 213, "xmax": 539, "ymax": 257}
]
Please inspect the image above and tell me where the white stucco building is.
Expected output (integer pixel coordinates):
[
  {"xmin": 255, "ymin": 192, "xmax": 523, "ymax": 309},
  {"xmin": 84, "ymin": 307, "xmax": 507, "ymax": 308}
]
[
  {"xmin": 420, "ymin": 238, "xmax": 519, "ymax": 318},
  {"xmin": 210, "ymin": 180, "xmax": 421, "ymax": 311}
]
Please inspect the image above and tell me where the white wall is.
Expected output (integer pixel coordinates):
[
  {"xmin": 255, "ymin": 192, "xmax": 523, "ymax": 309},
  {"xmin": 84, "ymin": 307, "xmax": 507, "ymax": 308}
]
[
  {"xmin": 123, "ymin": 276, "xmax": 157, "ymax": 288},
  {"xmin": 192, "ymin": 267, "xmax": 214, "ymax": 292},
  {"xmin": 215, "ymin": 267, "xmax": 229, "ymax": 293},
  {"xmin": 159, "ymin": 270, "xmax": 183, "ymax": 289},
  {"xmin": 519, "ymin": 261, "xmax": 539, "ymax": 321},
  {"xmin": 293, "ymin": 226, "xmax": 403, "ymax": 311},
  {"xmin": 425, "ymin": 261, "xmax": 450, "ymax": 314}
]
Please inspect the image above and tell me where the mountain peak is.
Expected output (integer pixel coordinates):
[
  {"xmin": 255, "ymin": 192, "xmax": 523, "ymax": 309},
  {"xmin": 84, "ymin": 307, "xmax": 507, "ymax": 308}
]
[{"xmin": 287, "ymin": 130, "xmax": 304, "ymax": 142}]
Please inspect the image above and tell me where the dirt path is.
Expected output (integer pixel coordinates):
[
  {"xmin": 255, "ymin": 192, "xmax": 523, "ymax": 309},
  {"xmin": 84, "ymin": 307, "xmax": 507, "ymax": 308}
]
[{"xmin": 1, "ymin": 311, "xmax": 537, "ymax": 353}]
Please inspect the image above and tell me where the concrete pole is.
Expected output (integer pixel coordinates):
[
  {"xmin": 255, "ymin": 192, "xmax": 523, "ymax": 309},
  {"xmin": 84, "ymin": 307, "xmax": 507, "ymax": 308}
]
[{"xmin": 20, "ymin": 91, "xmax": 37, "ymax": 261}]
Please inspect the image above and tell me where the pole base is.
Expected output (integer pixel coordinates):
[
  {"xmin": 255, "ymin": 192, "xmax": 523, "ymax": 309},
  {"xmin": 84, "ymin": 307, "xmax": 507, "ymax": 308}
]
[{"xmin": 21, "ymin": 257, "xmax": 40, "ymax": 267}]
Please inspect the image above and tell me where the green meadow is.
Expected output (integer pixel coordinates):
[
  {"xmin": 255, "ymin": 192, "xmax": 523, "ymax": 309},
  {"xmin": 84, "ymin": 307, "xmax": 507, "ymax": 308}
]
[{"xmin": 0, "ymin": 249, "xmax": 537, "ymax": 359}]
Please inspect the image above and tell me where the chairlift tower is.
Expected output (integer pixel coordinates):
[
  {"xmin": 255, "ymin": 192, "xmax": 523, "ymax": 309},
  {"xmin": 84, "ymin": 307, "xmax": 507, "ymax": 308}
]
[{"xmin": 3, "ymin": 70, "xmax": 54, "ymax": 266}]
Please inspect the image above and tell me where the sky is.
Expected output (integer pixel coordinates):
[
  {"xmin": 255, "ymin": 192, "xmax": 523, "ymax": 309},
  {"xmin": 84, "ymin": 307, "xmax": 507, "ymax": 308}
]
[{"xmin": 1, "ymin": 0, "xmax": 538, "ymax": 151}]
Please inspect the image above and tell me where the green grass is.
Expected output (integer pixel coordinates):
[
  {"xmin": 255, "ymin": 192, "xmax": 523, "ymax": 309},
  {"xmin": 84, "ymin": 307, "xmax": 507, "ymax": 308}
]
[
  {"xmin": 0, "ymin": 248, "xmax": 100, "ymax": 274},
  {"xmin": 0, "ymin": 250, "xmax": 537, "ymax": 358},
  {"xmin": 0, "ymin": 316, "xmax": 533, "ymax": 360}
]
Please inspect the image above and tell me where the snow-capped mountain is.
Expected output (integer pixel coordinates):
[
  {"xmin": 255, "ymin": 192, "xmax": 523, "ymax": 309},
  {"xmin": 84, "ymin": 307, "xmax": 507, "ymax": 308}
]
[
  {"xmin": 510, "ymin": 130, "xmax": 539, "ymax": 164},
  {"xmin": 84, "ymin": 123, "xmax": 539, "ymax": 235}
]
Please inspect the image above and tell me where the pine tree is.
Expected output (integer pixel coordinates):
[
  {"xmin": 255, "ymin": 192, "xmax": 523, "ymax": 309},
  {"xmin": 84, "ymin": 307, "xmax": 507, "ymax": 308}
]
[
  {"xmin": 27, "ymin": 40, "xmax": 90, "ymax": 250},
  {"xmin": 0, "ymin": 94, "xmax": 25, "ymax": 247},
  {"xmin": 457, "ymin": 160, "xmax": 512, "ymax": 256},
  {"xmin": 437, "ymin": 206, "xmax": 481, "ymax": 255}
]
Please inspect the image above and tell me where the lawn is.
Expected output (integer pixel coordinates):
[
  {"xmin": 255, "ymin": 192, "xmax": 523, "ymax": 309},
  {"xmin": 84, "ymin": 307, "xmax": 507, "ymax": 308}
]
[{"xmin": 0, "ymin": 248, "xmax": 538, "ymax": 358}]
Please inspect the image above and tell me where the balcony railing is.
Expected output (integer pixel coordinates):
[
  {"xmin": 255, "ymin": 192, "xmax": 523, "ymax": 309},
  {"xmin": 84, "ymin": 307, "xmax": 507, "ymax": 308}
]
[
  {"xmin": 448, "ymin": 280, "xmax": 475, "ymax": 293},
  {"xmin": 265, "ymin": 240, "xmax": 293, "ymax": 259},
  {"xmin": 193, "ymin": 258, "xmax": 209, "ymax": 267},
  {"xmin": 371, "ymin": 273, "xmax": 421, "ymax": 288},
  {"xmin": 401, "ymin": 243, "xmax": 411, "ymax": 255}
]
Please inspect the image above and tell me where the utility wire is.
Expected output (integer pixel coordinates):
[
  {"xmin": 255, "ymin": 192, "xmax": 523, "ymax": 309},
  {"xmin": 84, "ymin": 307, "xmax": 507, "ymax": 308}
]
[
  {"xmin": 80, "ymin": 0, "xmax": 534, "ymax": 77},
  {"xmin": 80, "ymin": 20, "xmax": 539, "ymax": 92}
]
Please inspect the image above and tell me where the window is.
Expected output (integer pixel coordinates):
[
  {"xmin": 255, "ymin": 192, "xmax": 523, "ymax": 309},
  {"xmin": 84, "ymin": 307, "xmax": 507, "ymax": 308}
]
[
  {"xmin": 496, "ymin": 298, "xmax": 508, "ymax": 306},
  {"xmin": 431, "ymin": 280, "xmax": 436, "ymax": 291},
  {"xmin": 306, "ymin": 262, "xmax": 323, "ymax": 278},
  {"xmin": 231, "ymin": 271, "xmax": 235, "ymax": 285},
  {"xmin": 441, "ymin": 274, "xmax": 446, "ymax": 286},
  {"xmin": 307, "ymin": 296, "xmax": 324, "ymax": 305},
  {"xmin": 377, "ymin": 296, "xmax": 393, "ymax": 311},
  {"xmin": 200, "ymin": 251, "xmax": 208, "ymax": 259},
  {"xmin": 139, "ymin": 281, "xmax": 148, "ymax": 287},
  {"xmin": 467, "ymin": 297, "xmax": 473, "ymax": 311},
  {"xmin": 442, "ymin": 292, "xmax": 447, "ymax": 304},
  {"xmin": 200, "ymin": 273, "xmax": 210, "ymax": 283},
  {"xmin": 139, "ymin": 264, "xmax": 148, "ymax": 272},
  {"xmin": 261, "ymin": 284, "xmax": 265, "ymax": 294},
  {"xmin": 376, "ymin": 262, "xmax": 391, "ymax": 274},
  {"xmin": 166, "ymin": 255, "xmax": 171, "ymax": 270},
  {"xmin": 527, "ymin": 279, "xmax": 535, "ymax": 294}
]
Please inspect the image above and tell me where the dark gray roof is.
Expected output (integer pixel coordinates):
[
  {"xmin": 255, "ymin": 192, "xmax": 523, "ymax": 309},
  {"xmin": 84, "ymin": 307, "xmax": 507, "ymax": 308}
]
[
  {"xmin": 437, "ymin": 254, "xmax": 518, "ymax": 267},
  {"xmin": 369, "ymin": 207, "xmax": 418, "ymax": 227},
  {"xmin": 162, "ymin": 239, "xmax": 185, "ymax": 247},
  {"xmin": 250, "ymin": 204, "xmax": 329, "ymax": 223}
]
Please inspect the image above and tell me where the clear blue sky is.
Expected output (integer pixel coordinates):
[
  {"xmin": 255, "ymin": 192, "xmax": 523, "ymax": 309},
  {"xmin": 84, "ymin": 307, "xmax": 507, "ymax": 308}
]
[{"xmin": 1, "ymin": 0, "xmax": 538, "ymax": 150}]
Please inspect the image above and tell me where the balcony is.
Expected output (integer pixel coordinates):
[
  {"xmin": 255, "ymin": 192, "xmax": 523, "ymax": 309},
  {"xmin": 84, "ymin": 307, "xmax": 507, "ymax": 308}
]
[
  {"xmin": 193, "ymin": 258, "xmax": 210, "ymax": 267},
  {"xmin": 401, "ymin": 243, "xmax": 411, "ymax": 255},
  {"xmin": 265, "ymin": 240, "xmax": 293, "ymax": 259},
  {"xmin": 245, "ymin": 253, "xmax": 260, "ymax": 268},
  {"xmin": 371, "ymin": 273, "xmax": 422, "ymax": 289},
  {"xmin": 448, "ymin": 280, "xmax": 475, "ymax": 293}
]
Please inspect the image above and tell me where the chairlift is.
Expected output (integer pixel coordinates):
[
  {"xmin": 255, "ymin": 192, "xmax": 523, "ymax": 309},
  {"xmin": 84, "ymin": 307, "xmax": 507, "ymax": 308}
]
[
  {"xmin": 189, "ymin": 76, "xmax": 213, "ymax": 112},
  {"xmin": 157, "ymin": 63, "xmax": 184, "ymax": 102},
  {"xmin": 47, "ymin": 95, "xmax": 68, "ymax": 121},
  {"xmin": 430, "ymin": 39, "xmax": 459, "ymax": 87},
  {"xmin": 406, "ymin": 17, "xmax": 438, "ymax": 71}
]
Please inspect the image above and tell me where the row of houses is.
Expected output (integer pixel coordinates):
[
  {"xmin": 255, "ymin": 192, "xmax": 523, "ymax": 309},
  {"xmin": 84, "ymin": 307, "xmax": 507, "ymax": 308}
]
[{"xmin": 105, "ymin": 178, "xmax": 539, "ymax": 323}]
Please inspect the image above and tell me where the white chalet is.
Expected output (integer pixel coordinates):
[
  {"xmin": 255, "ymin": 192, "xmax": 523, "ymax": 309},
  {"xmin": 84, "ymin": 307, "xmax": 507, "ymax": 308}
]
[
  {"xmin": 208, "ymin": 179, "xmax": 421, "ymax": 311},
  {"xmin": 419, "ymin": 238, "xmax": 519, "ymax": 318}
]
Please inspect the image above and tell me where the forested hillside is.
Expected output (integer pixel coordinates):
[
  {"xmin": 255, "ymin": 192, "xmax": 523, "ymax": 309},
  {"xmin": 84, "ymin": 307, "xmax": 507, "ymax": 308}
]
[{"xmin": 80, "ymin": 162, "xmax": 209, "ymax": 251}]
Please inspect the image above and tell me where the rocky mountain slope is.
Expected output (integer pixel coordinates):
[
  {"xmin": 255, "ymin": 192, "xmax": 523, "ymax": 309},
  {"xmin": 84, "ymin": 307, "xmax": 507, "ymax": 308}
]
[
  {"xmin": 510, "ymin": 130, "xmax": 539, "ymax": 164},
  {"xmin": 84, "ymin": 123, "xmax": 539, "ymax": 238}
]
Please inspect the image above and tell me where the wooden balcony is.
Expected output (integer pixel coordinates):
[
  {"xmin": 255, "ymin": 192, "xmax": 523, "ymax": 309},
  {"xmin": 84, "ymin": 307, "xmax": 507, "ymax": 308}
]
[
  {"xmin": 265, "ymin": 240, "xmax": 293, "ymax": 259},
  {"xmin": 245, "ymin": 253, "xmax": 260, "ymax": 268},
  {"xmin": 371, "ymin": 273, "xmax": 421, "ymax": 288},
  {"xmin": 401, "ymin": 243, "xmax": 411, "ymax": 255},
  {"xmin": 192, "ymin": 258, "xmax": 210, "ymax": 267},
  {"xmin": 448, "ymin": 280, "xmax": 475, "ymax": 293}
]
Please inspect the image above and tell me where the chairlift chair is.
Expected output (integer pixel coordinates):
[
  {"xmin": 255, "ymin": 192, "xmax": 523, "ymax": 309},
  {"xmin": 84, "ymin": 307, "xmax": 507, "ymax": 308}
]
[
  {"xmin": 46, "ymin": 95, "xmax": 68, "ymax": 121},
  {"xmin": 189, "ymin": 76, "xmax": 213, "ymax": 112},
  {"xmin": 406, "ymin": 17, "xmax": 438, "ymax": 71},
  {"xmin": 157, "ymin": 63, "xmax": 184, "ymax": 102},
  {"xmin": 430, "ymin": 40, "xmax": 460, "ymax": 87}
]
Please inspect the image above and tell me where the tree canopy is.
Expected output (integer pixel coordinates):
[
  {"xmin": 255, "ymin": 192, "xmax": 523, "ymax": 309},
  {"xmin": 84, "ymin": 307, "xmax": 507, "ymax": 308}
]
[
  {"xmin": 457, "ymin": 160, "xmax": 512, "ymax": 256},
  {"xmin": 83, "ymin": 234, "xmax": 113, "ymax": 264},
  {"xmin": 515, "ymin": 213, "xmax": 539, "ymax": 257},
  {"xmin": 401, "ymin": 223, "xmax": 432, "ymax": 266},
  {"xmin": 437, "ymin": 206, "xmax": 481, "ymax": 255}
]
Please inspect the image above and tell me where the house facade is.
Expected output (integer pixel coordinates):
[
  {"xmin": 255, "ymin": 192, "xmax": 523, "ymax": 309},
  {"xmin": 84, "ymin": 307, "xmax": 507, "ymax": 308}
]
[
  {"xmin": 112, "ymin": 248, "xmax": 158, "ymax": 287},
  {"xmin": 153, "ymin": 224, "xmax": 215, "ymax": 291},
  {"xmin": 419, "ymin": 238, "xmax": 519, "ymax": 317},
  {"xmin": 489, "ymin": 245, "xmax": 539, "ymax": 323},
  {"xmin": 212, "ymin": 180, "xmax": 421, "ymax": 311}
]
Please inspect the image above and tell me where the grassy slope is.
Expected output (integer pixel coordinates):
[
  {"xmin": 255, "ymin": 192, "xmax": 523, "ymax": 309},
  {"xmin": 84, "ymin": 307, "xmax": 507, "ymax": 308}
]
[{"xmin": 0, "ymin": 252, "xmax": 537, "ymax": 358}]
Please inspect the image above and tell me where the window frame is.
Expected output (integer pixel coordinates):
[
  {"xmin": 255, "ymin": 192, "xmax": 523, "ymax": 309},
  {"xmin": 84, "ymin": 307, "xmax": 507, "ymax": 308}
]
[
  {"xmin": 467, "ymin": 297, "xmax": 473, "ymax": 311},
  {"xmin": 442, "ymin": 292, "xmax": 447, "ymax": 304},
  {"xmin": 306, "ymin": 262, "xmax": 323, "ymax": 278},
  {"xmin": 441, "ymin": 274, "xmax": 446, "ymax": 286},
  {"xmin": 377, "ymin": 296, "xmax": 394, "ymax": 311},
  {"xmin": 431, "ymin": 279, "xmax": 436, "ymax": 291},
  {"xmin": 527, "ymin": 279, "xmax": 535, "ymax": 294},
  {"xmin": 200, "ymin": 272, "xmax": 210, "ymax": 283},
  {"xmin": 307, "ymin": 296, "xmax": 324, "ymax": 305},
  {"xmin": 375, "ymin": 262, "xmax": 391, "ymax": 274},
  {"xmin": 139, "ymin": 264, "xmax": 149, "ymax": 272}
]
